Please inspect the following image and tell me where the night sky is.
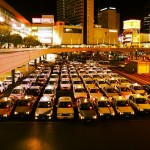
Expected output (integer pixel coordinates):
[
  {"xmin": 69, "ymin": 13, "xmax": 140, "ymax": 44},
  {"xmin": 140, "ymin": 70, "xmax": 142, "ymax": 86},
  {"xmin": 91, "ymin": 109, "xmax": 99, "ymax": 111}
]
[{"xmin": 4, "ymin": 0, "xmax": 149, "ymax": 30}]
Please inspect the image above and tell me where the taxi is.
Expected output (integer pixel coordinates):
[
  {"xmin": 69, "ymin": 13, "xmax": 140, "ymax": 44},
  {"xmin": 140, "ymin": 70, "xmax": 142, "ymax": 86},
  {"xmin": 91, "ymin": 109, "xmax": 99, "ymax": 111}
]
[
  {"xmin": 129, "ymin": 83, "xmax": 147, "ymax": 95},
  {"xmin": 111, "ymin": 96, "xmax": 135, "ymax": 117},
  {"xmin": 14, "ymin": 95, "xmax": 36, "ymax": 117},
  {"xmin": 116, "ymin": 85, "xmax": 133, "ymax": 98},
  {"xmin": 87, "ymin": 85, "xmax": 103, "ymax": 101},
  {"xmin": 35, "ymin": 96, "xmax": 53, "ymax": 120},
  {"xmin": 77, "ymin": 98, "xmax": 97, "ymax": 121},
  {"xmin": 56, "ymin": 96, "xmax": 74, "ymax": 119},
  {"xmin": 0, "ymin": 97, "xmax": 16, "ymax": 118},
  {"xmin": 94, "ymin": 96, "xmax": 115, "ymax": 118},
  {"xmin": 73, "ymin": 84, "xmax": 87, "ymax": 99},
  {"xmin": 129, "ymin": 94, "xmax": 150, "ymax": 113}
]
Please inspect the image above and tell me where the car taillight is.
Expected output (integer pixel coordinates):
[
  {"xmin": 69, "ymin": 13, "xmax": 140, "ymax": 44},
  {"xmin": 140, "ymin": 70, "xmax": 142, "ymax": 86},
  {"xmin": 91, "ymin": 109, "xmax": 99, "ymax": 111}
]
[
  {"xmin": 126, "ymin": 103, "xmax": 129, "ymax": 106},
  {"xmin": 27, "ymin": 103, "xmax": 31, "ymax": 106},
  {"xmin": 68, "ymin": 104, "xmax": 71, "ymax": 108},
  {"xmin": 107, "ymin": 104, "xmax": 110, "ymax": 107},
  {"xmin": 89, "ymin": 106, "xmax": 93, "ymax": 110}
]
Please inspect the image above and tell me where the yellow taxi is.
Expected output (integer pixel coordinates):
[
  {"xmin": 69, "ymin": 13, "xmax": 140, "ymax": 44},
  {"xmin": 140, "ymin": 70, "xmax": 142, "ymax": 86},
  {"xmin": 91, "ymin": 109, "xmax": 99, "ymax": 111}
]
[
  {"xmin": 94, "ymin": 96, "xmax": 115, "ymax": 118},
  {"xmin": 57, "ymin": 96, "xmax": 74, "ymax": 119},
  {"xmin": 112, "ymin": 96, "xmax": 135, "ymax": 117}
]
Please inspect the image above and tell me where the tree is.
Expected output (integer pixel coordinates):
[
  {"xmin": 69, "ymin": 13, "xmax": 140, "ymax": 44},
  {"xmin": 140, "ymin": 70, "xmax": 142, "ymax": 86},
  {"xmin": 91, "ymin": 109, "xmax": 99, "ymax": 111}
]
[
  {"xmin": 0, "ymin": 24, "xmax": 11, "ymax": 48},
  {"xmin": 10, "ymin": 34, "xmax": 22, "ymax": 47},
  {"xmin": 23, "ymin": 35, "xmax": 41, "ymax": 47}
]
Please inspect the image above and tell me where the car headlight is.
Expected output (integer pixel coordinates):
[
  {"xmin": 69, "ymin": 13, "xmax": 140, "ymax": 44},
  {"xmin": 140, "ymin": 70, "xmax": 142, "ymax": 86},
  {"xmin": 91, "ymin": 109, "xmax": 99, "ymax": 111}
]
[
  {"xmin": 139, "ymin": 108, "xmax": 144, "ymax": 111},
  {"xmin": 26, "ymin": 111, "xmax": 30, "ymax": 114},
  {"xmin": 3, "ymin": 114, "xmax": 7, "ymax": 117},
  {"xmin": 99, "ymin": 113, "xmax": 104, "ymax": 116},
  {"xmin": 93, "ymin": 115, "xmax": 97, "ymax": 119},
  {"xmin": 120, "ymin": 112, "xmax": 123, "ymax": 115},
  {"xmin": 131, "ymin": 111, "xmax": 135, "ymax": 115},
  {"xmin": 14, "ymin": 111, "xmax": 18, "ymax": 114},
  {"xmin": 35, "ymin": 113, "xmax": 39, "ymax": 116},
  {"xmin": 111, "ymin": 112, "xmax": 115, "ymax": 116},
  {"xmin": 47, "ymin": 113, "xmax": 51, "ymax": 116},
  {"xmin": 79, "ymin": 113, "xmax": 85, "ymax": 119}
]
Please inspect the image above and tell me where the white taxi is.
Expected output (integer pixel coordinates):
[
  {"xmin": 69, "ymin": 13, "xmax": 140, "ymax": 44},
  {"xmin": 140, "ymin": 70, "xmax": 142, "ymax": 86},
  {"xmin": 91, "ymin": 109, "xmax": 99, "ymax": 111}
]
[{"xmin": 129, "ymin": 94, "xmax": 150, "ymax": 113}]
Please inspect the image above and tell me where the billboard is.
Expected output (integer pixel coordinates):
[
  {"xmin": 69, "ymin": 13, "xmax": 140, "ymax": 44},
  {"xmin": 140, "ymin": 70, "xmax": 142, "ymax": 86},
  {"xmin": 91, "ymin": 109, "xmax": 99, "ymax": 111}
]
[
  {"xmin": 123, "ymin": 20, "xmax": 141, "ymax": 30},
  {"xmin": 32, "ymin": 15, "xmax": 54, "ymax": 25}
]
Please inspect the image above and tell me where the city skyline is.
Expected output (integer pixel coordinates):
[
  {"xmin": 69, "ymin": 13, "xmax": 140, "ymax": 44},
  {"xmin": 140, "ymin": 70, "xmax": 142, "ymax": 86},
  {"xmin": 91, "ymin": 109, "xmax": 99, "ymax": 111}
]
[{"xmin": 4, "ymin": 0, "xmax": 149, "ymax": 31}]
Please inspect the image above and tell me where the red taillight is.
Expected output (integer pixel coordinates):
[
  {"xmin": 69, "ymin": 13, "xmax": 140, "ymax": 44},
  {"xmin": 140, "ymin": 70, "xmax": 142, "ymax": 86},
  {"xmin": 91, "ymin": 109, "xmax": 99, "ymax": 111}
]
[
  {"xmin": 68, "ymin": 104, "xmax": 71, "ymax": 108},
  {"xmin": 107, "ymin": 104, "xmax": 110, "ymax": 107},
  {"xmin": 89, "ymin": 106, "xmax": 93, "ymax": 110},
  {"xmin": 27, "ymin": 103, "xmax": 31, "ymax": 106},
  {"xmin": 126, "ymin": 103, "xmax": 129, "ymax": 106},
  {"xmin": 6, "ymin": 105, "xmax": 10, "ymax": 108}
]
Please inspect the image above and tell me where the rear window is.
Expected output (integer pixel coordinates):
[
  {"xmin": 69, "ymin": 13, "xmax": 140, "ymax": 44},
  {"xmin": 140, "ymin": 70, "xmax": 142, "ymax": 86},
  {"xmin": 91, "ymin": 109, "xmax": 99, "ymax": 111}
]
[{"xmin": 58, "ymin": 102, "xmax": 72, "ymax": 108}]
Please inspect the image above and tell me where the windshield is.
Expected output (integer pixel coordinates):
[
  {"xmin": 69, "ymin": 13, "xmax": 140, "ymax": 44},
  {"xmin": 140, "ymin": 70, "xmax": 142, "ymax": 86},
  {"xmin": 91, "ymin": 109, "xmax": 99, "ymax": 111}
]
[
  {"xmin": 135, "ymin": 98, "xmax": 147, "ymax": 104},
  {"xmin": 116, "ymin": 101, "xmax": 128, "ymax": 106},
  {"xmin": 0, "ymin": 102, "xmax": 11, "ymax": 108},
  {"xmin": 38, "ymin": 102, "xmax": 52, "ymax": 108},
  {"xmin": 61, "ymin": 81, "xmax": 70, "ymax": 84},
  {"xmin": 49, "ymin": 81, "xmax": 57, "ymax": 85},
  {"xmin": 90, "ymin": 89, "xmax": 100, "ymax": 93},
  {"xmin": 107, "ymin": 88, "xmax": 118, "ymax": 93},
  {"xmin": 25, "ymin": 89, "xmax": 40, "ymax": 96},
  {"xmin": 75, "ymin": 88, "xmax": 85, "ymax": 92},
  {"xmin": 80, "ymin": 103, "xmax": 94, "ymax": 110},
  {"xmin": 73, "ymin": 81, "xmax": 82, "ymax": 84},
  {"xmin": 18, "ymin": 100, "xmax": 32, "ymax": 106},
  {"xmin": 85, "ymin": 81, "xmax": 94, "ymax": 84},
  {"xmin": 134, "ymin": 86, "xmax": 143, "ymax": 90},
  {"xmin": 44, "ymin": 89, "xmax": 54, "ymax": 94},
  {"xmin": 98, "ymin": 81, "xmax": 105, "ymax": 84},
  {"xmin": 6, "ymin": 77, "xmax": 12, "ymax": 80},
  {"xmin": 120, "ymin": 87, "xmax": 131, "ymax": 92},
  {"xmin": 12, "ymin": 89, "xmax": 21, "ymax": 94},
  {"xmin": 98, "ymin": 101, "xmax": 110, "ymax": 107},
  {"xmin": 22, "ymin": 81, "xmax": 30, "ymax": 84},
  {"xmin": 58, "ymin": 102, "xmax": 72, "ymax": 108}
]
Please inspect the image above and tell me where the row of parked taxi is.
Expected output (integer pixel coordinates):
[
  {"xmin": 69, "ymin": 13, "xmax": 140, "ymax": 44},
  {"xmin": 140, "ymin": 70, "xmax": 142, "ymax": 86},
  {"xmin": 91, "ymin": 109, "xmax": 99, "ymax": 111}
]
[{"xmin": 0, "ymin": 60, "xmax": 150, "ymax": 121}]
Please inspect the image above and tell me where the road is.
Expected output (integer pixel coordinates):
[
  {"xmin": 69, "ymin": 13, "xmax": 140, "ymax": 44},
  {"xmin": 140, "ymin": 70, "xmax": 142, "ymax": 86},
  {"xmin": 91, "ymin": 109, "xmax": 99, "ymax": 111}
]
[{"xmin": 0, "ymin": 119, "xmax": 150, "ymax": 150}]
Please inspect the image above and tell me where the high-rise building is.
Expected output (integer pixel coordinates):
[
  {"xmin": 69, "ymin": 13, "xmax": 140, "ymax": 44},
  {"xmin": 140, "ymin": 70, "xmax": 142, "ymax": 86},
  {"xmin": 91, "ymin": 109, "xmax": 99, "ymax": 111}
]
[
  {"xmin": 97, "ymin": 7, "xmax": 120, "ymax": 33},
  {"xmin": 141, "ymin": 0, "xmax": 150, "ymax": 33},
  {"xmin": 56, "ymin": 0, "xmax": 94, "ymax": 44}
]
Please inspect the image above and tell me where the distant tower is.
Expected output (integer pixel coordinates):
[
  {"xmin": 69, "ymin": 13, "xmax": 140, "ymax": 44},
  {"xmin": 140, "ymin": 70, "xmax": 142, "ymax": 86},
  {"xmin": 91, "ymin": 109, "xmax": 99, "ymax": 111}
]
[
  {"xmin": 56, "ymin": 0, "xmax": 94, "ymax": 44},
  {"xmin": 98, "ymin": 7, "xmax": 120, "ymax": 33},
  {"xmin": 141, "ymin": 0, "xmax": 150, "ymax": 33}
]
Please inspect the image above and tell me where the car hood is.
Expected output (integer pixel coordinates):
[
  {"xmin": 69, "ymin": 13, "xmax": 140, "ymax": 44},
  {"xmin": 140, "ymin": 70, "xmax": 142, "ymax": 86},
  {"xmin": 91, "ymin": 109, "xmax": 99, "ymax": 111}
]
[
  {"xmin": 0, "ymin": 108, "xmax": 11, "ymax": 115},
  {"xmin": 15, "ymin": 106, "xmax": 31, "ymax": 113},
  {"xmin": 137, "ymin": 104, "xmax": 150, "ymax": 109},
  {"xmin": 117, "ymin": 106, "xmax": 134, "ymax": 113},
  {"xmin": 98, "ymin": 107, "xmax": 111, "ymax": 114},
  {"xmin": 35, "ymin": 108, "xmax": 52, "ymax": 115},
  {"xmin": 80, "ymin": 110, "xmax": 96, "ymax": 117},
  {"xmin": 135, "ymin": 90, "xmax": 145, "ymax": 94},
  {"xmin": 57, "ymin": 108, "xmax": 74, "ymax": 114},
  {"xmin": 75, "ymin": 93, "xmax": 87, "ymax": 98},
  {"xmin": 90, "ymin": 93, "xmax": 103, "ymax": 99}
]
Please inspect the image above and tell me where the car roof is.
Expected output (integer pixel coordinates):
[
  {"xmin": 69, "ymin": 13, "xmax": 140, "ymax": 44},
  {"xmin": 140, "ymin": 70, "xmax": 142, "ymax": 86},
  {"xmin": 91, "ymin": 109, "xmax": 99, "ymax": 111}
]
[
  {"xmin": 39, "ymin": 96, "xmax": 53, "ymax": 102},
  {"xmin": 58, "ymin": 96, "xmax": 72, "ymax": 102}
]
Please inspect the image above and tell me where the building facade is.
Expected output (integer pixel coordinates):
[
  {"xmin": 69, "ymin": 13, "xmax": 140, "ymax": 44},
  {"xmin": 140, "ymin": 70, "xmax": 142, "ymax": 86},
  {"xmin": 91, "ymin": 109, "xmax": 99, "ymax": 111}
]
[
  {"xmin": 141, "ymin": 0, "xmax": 150, "ymax": 33},
  {"xmin": 57, "ymin": 0, "xmax": 94, "ymax": 45},
  {"xmin": 97, "ymin": 7, "xmax": 120, "ymax": 33},
  {"xmin": 0, "ymin": 0, "xmax": 31, "ymax": 38}
]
